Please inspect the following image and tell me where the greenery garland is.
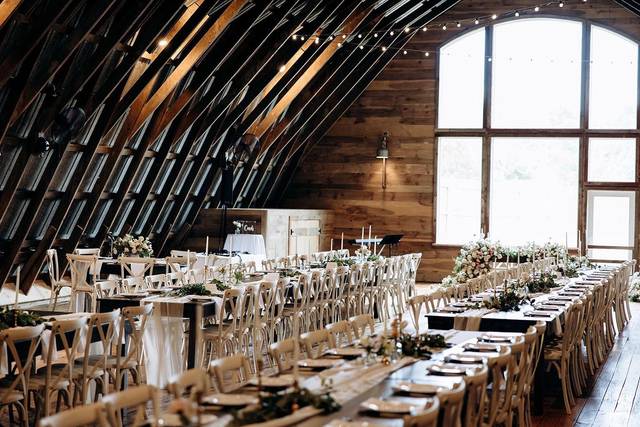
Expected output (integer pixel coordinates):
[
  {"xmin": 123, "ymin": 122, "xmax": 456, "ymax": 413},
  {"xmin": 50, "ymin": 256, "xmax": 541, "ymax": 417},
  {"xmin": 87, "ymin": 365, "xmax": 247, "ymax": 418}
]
[
  {"xmin": 398, "ymin": 333, "xmax": 448, "ymax": 358},
  {"xmin": 0, "ymin": 308, "xmax": 45, "ymax": 330},
  {"xmin": 526, "ymin": 272, "xmax": 557, "ymax": 293},
  {"xmin": 170, "ymin": 283, "xmax": 212, "ymax": 297},
  {"xmin": 231, "ymin": 388, "xmax": 340, "ymax": 426},
  {"xmin": 483, "ymin": 282, "xmax": 529, "ymax": 312}
]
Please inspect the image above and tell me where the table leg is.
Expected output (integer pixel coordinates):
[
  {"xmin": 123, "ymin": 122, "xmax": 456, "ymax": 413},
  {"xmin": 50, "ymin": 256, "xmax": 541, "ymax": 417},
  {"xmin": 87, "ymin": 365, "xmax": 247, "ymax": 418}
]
[{"xmin": 187, "ymin": 305, "xmax": 203, "ymax": 369}]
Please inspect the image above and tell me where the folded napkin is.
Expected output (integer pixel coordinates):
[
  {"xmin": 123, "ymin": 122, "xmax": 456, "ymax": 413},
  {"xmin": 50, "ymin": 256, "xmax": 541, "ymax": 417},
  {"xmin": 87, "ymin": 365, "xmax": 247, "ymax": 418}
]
[{"xmin": 452, "ymin": 309, "xmax": 495, "ymax": 331}]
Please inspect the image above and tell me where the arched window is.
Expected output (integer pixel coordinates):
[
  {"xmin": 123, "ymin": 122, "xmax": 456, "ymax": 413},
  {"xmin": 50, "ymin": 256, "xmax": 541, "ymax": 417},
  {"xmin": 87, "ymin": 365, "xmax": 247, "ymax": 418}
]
[{"xmin": 435, "ymin": 18, "xmax": 638, "ymax": 262}]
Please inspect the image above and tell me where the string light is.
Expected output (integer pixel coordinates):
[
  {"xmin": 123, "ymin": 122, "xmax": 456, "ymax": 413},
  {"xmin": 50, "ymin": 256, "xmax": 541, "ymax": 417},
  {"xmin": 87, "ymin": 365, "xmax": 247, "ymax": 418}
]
[
  {"xmin": 288, "ymin": 1, "xmax": 586, "ymax": 59},
  {"xmin": 158, "ymin": 39, "xmax": 168, "ymax": 47},
  {"xmin": 279, "ymin": 64, "xmax": 286, "ymax": 73}
]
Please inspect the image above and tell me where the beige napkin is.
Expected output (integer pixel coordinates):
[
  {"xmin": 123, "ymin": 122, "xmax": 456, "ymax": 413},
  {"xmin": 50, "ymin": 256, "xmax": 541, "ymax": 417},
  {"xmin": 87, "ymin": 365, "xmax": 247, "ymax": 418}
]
[{"xmin": 453, "ymin": 309, "xmax": 495, "ymax": 331}]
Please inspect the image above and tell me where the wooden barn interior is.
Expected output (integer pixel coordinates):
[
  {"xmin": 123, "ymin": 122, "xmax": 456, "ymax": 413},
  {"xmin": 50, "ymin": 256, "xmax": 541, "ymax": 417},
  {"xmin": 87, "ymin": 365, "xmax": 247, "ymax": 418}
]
[{"xmin": 1, "ymin": 0, "xmax": 640, "ymax": 426}]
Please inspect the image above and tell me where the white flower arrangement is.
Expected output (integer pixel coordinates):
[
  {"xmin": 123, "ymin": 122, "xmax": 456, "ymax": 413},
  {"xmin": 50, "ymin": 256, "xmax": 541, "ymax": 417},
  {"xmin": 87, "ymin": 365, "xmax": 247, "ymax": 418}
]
[
  {"xmin": 355, "ymin": 244, "xmax": 371, "ymax": 259},
  {"xmin": 112, "ymin": 234, "xmax": 153, "ymax": 257},
  {"xmin": 232, "ymin": 220, "xmax": 243, "ymax": 233},
  {"xmin": 629, "ymin": 273, "xmax": 640, "ymax": 302}
]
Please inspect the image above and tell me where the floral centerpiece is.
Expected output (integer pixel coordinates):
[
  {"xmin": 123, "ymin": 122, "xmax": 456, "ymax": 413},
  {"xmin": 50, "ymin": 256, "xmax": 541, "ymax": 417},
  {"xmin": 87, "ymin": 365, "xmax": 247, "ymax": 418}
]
[
  {"xmin": 525, "ymin": 271, "xmax": 558, "ymax": 294},
  {"xmin": 0, "ymin": 307, "xmax": 45, "ymax": 330},
  {"xmin": 482, "ymin": 280, "xmax": 529, "ymax": 311},
  {"xmin": 354, "ymin": 244, "xmax": 371, "ymax": 259},
  {"xmin": 398, "ymin": 333, "xmax": 448, "ymax": 358},
  {"xmin": 629, "ymin": 274, "xmax": 640, "ymax": 302},
  {"xmin": 170, "ymin": 283, "xmax": 212, "ymax": 297},
  {"xmin": 112, "ymin": 234, "xmax": 153, "ymax": 257},
  {"xmin": 452, "ymin": 238, "xmax": 502, "ymax": 283}
]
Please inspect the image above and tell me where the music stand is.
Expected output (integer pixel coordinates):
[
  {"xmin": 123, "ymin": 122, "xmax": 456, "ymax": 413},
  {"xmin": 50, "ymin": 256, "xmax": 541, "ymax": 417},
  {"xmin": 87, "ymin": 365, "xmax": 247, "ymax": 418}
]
[{"xmin": 377, "ymin": 234, "xmax": 403, "ymax": 256}]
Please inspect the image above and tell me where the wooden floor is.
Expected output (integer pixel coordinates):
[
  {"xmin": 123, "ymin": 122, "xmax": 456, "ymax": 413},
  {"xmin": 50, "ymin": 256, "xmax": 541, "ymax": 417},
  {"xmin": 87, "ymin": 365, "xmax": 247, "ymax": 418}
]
[{"xmin": 532, "ymin": 302, "xmax": 640, "ymax": 427}]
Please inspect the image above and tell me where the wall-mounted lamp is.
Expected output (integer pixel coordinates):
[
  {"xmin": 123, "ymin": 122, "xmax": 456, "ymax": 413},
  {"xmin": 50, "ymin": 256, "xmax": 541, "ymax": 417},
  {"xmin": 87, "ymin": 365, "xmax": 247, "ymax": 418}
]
[{"xmin": 376, "ymin": 131, "xmax": 390, "ymax": 189}]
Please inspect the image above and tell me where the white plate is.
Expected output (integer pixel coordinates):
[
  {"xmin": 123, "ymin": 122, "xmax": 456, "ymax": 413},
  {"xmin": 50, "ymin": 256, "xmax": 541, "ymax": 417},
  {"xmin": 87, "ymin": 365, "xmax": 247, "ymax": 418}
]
[
  {"xmin": 392, "ymin": 381, "xmax": 442, "ymax": 395},
  {"xmin": 202, "ymin": 394, "xmax": 258, "ymax": 407},
  {"xmin": 325, "ymin": 348, "xmax": 365, "ymax": 357},
  {"xmin": 325, "ymin": 421, "xmax": 385, "ymax": 427},
  {"xmin": 118, "ymin": 292, "xmax": 148, "ymax": 297},
  {"xmin": 360, "ymin": 398, "xmax": 416, "ymax": 415},
  {"xmin": 188, "ymin": 295, "xmax": 213, "ymax": 301},
  {"xmin": 159, "ymin": 413, "xmax": 217, "ymax": 427},
  {"xmin": 445, "ymin": 354, "xmax": 485, "ymax": 364},
  {"xmin": 464, "ymin": 342, "xmax": 500, "ymax": 352},
  {"xmin": 297, "ymin": 358, "xmax": 341, "ymax": 369},
  {"xmin": 249, "ymin": 374, "xmax": 296, "ymax": 388},
  {"xmin": 428, "ymin": 364, "xmax": 469, "ymax": 376},
  {"xmin": 478, "ymin": 335, "xmax": 512, "ymax": 343},
  {"xmin": 437, "ymin": 306, "xmax": 466, "ymax": 313}
]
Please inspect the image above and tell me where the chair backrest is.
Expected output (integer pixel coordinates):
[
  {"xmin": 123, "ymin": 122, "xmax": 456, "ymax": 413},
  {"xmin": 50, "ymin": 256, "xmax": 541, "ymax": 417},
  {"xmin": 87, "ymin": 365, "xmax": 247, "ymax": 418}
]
[
  {"xmin": 0, "ymin": 324, "xmax": 44, "ymax": 406},
  {"xmin": 46, "ymin": 249, "xmax": 65, "ymax": 283},
  {"xmin": 39, "ymin": 402, "xmax": 109, "ymax": 427},
  {"xmin": 463, "ymin": 366, "xmax": 489, "ymax": 427},
  {"xmin": 116, "ymin": 304, "xmax": 153, "ymax": 389},
  {"xmin": 403, "ymin": 397, "xmax": 440, "ymax": 427},
  {"xmin": 66, "ymin": 254, "xmax": 97, "ymax": 290},
  {"xmin": 209, "ymin": 354, "xmax": 253, "ymax": 393},
  {"xmin": 300, "ymin": 329, "xmax": 335, "ymax": 359},
  {"xmin": 42, "ymin": 317, "xmax": 88, "ymax": 403},
  {"xmin": 262, "ymin": 258, "xmax": 275, "ymax": 271},
  {"xmin": 436, "ymin": 380, "xmax": 466, "ymax": 427},
  {"xmin": 74, "ymin": 248, "xmax": 101, "ymax": 256},
  {"xmin": 167, "ymin": 367, "xmax": 211, "ymax": 399},
  {"xmin": 96, "ymin": 280, "xmax": 120, "ymax": 298},
  {"xmin": 349, "ymin": 314, "xmax": 375, "ymax": 338},
  {"xmin": 78, "ymin": 310, "xmax": 120, "ymax": 396},
  {"xmin": 165, "ymin": 256, "xmax": 195, "ymax": 278},
  {"xmin": 483, "ymin": 345, "xmax": 513, "ymax": 427},
  {"xmin": 121, "ymin": 277, "xmax": 144, "ymax": 293},
  {"xmin": 269, "ymin": 337, "xmax": 296, "ymax": 374},
  {"xmin": 407, "ymin": 294, "xmax": 427, "ymax": 333},
  {"xmin": 217, "ymin": 288, "xmax": 242, "ymax": 334},
  {"xmin": 326, "ymin": 320, "xmax": 353, "ymax": 347},
  {"xmin": 119, "ymin": 256, "xmax": 155, "ymax": 280},
  {"xmin": 144, "ymin": 273, "xmax": 167, "ymax": 290},
  {"xmin": 102, "ymin": 385, "xmax": 160, "ymax": 427}
]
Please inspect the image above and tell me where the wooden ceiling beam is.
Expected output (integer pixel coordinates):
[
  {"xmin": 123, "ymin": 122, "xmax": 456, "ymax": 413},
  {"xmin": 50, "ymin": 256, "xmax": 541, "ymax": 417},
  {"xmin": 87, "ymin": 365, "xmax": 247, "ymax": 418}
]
[{"xmin": 0, "ymin": 0, "xmax": 23, "ymax": 30}]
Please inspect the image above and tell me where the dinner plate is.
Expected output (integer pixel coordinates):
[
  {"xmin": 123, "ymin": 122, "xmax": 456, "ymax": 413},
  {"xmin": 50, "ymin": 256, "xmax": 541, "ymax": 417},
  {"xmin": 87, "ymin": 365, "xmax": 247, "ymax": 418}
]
[
  {"xmin": 188, "ymin": 295, "xmax": 213, "ymax": 301},
  {"xmin": 249, "ymin": 374, "xmax": 296, "ymax": 388},
  {"xmin": 297, "ymin": 358, "xmax": 341, "ymax": 369},
  {"xmin": 444, "ymin": 354, "xmax": 485, "ymax": 364},
  {"xmin": 325, "ymin": 421, "xmax": 385, "ymax": 427},
  {"xmin": 437, "ymin": 306, "xmax": 466, "ymax": 313},
  {"xmin": 428, "ymin": 364, "xmax": 469, "ymax": 376},
  {"xmin": 533, "ymin": 305, "xmax": 561, "ymax": 311},
  {"xmin": 359, "ymin": 398, "xmax": 417, "ymax": 415},
  {"xmin": 524, "ymin": 311, "xmax": 553, "ymax": 317},
  {"xmin": 464, "ymin": 342, "xmax": 500, "ymax": 352},
  {"xmin": 118, "ymin": 292, "xmax": 148, "ymax": 298},
  {"xmin": 392, "ymin": 381, "xmax": 443, "ymax": 395},
  {"xmin": 159, "ymin": 413, "xmax": 217, "ymax": 426},
  {"xmin": 324, "ymin": 347, "xmax": 365, "ymax": 358},
  {"xmin": 478, "ymin": 334, "xmax": 513, "ymax": 343},
  {"xmin": 201, "ymin": 394, "xmax": 258, "ymax": 407}
]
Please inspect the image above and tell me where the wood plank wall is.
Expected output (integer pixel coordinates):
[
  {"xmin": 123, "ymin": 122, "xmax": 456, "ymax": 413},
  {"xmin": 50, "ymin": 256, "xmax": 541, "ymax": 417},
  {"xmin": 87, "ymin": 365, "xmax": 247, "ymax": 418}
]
[{"xmin": 282, "ymin": 0, "xmax": 640, "ymax": 282}]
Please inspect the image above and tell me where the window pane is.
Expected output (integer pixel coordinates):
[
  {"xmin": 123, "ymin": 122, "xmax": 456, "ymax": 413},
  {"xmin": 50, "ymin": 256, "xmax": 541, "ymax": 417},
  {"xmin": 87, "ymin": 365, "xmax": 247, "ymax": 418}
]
[
  {"xmin": 589, "ymin": 26, "xmax": 638, "ymax": 129},
  {"xmin": 490, "ymin": 138, "xmax": 579, "ymax": 245},
  {"xmin": 587, "ymin": 190, "xmax": 635, "ymax": 246},
  {"xmin": 588, "ymin": 138, "xmax": 636, "ymax": 182},
  {"xmin": 491, "ymin": 19, "xmax": 582, "ymax": 128},
  {"xmin": 436, "ymin": 137, "xmax": 482, "ymax": 244},
  {"xmin": 438, "ymin": 28, "xmax": 485, "ymax": 128}
]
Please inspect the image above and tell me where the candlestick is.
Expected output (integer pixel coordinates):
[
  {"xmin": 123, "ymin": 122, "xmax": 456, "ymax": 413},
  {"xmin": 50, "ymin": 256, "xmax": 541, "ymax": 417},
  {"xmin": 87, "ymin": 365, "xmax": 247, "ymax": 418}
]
[
  {"xmin": 205, "ymin": 236, "xmax": 209, "ymax": 256},
  {"xmin": 340, "ymin": 232, "xmax": 344, "ymax": 250},
  {"xmin": 368, "ymin": 225, "xmax": 372, "ymax": 248},
  {"xmin": 361, "ymin": 226, "xmax": 365, "ymax": 242},
  {"xmin": 330, "ymin": 238, "xmax": 333, "ymax": 251},
  {"xmin": 14, "ymin": 266, "xmax": 20, "ymax": 310},
  {"xmin": 374, "ymin": 236, "xmax": 377, "ymax": 255}
]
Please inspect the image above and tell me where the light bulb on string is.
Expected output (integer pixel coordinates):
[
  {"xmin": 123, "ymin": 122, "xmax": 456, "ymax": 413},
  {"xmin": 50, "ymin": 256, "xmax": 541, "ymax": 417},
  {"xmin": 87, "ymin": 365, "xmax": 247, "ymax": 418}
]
[
  {"xmin": 515, "ymin": 11, "xmax": 520, "ymax": 17},
  {"xmin": 374, "ymin": 33, "xmax": 378, "ymax": 37},
  {"xmin": 474, "ymin": 18, "xmax": 480, "ymax": 25},
  {"xmin": 492, "ymin": 14, "xmax": 498, "ymax": 20},
  {"xmin": 382, "ymin": 46, "xmax": 387, "ymax": 52},
  {"xmin": 357, "ymin": 34, "xmax": 362, "ymax": 38},
  {"xmin": 314, "ymin": 37, "xmax": 319, "ymax": 44},
  {"xmin": 337, "ymin": 42, "xmax": 342, "ymax": 48},
  {"xmin": 301, "ymin": 36, "xmax": 305, "ymax": 40},
  {"xmin": 278, "ymin": 65, "xmax": 286, "ymax": 73},
  {"xmin": 342, "ymin": 34, "xmax": 347, "ymax": 39},
  {"xmin": 442, "ymin": 24, "xmax": 447, "ymax": 30},
  {"xmin": 534, "ymin": 6, "xmax": 540, "ymax": 12},
  {"xmin": 404, "ymin": 27, "xmax": 410, "ymax": 33},
  {"xmin": 456, "ymin": 22, "xmax": 461, "ymax": 28},
  {"xmin": 292, "ymin": 35, "xmax": 297, "ymax": 41},
  {"xmin": 390, "ymin": 31, "xmax": 395, "ymax": 36},
  {"xmin": 328, "ymin": 36, "xmax": 333, "ymax": 41},
  {"xmin": 402, "ymin": 50, "xmax": 407, "ymax": 55},
  {"xmin": 422, "ymin": 26, "xmax": 427, "ymax": 31},
  {"xmin": 359, "ymin": 45, "xmax": 364, "ymax": 50},
  {"xmin": 559, "ymin": 1, "xmax": 564, "ymax": 7},
  {"xmin": 424, "ymin": 51, "xmax": 430, "ymax": 57}
]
